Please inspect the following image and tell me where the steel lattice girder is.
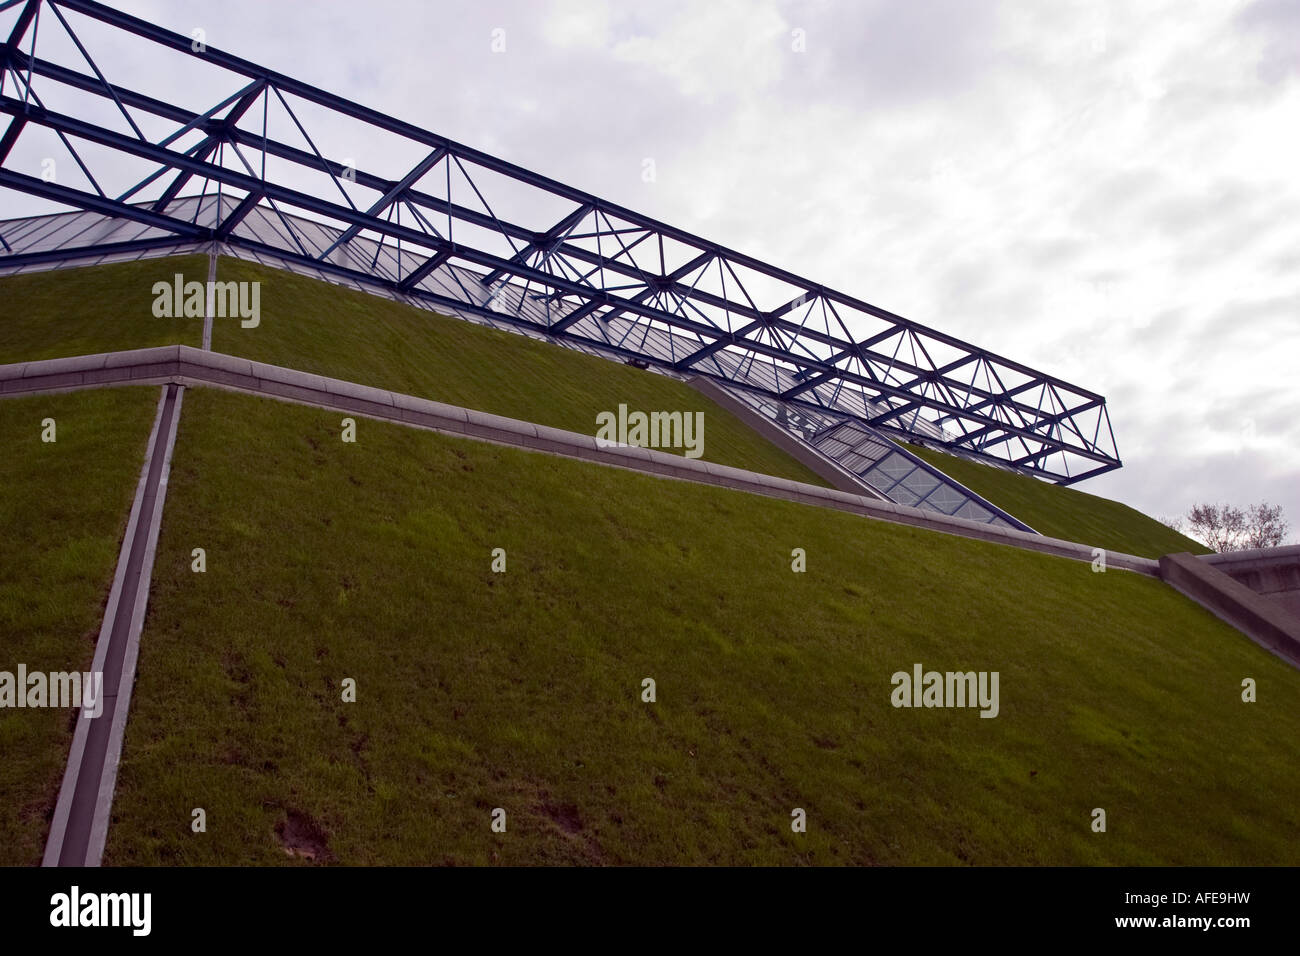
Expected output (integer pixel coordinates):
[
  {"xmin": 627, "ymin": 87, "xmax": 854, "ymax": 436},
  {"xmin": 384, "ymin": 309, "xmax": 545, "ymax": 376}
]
[{"xmin": 0, "ymin": 0, "xmax": 1121, "ymax": 484}]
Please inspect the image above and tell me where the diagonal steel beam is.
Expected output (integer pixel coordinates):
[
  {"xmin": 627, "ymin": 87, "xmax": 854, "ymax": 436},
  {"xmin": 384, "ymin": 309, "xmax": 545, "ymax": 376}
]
[
  {"xmin": 396, "ymin": 247, "xmax": 453, "ymax": 292},
  {"xmin": 4, "ymin": 0, "xmax": 39, "ymax": 50},
  {"xmin": 0, "ymin": 113, "xmax": 23, "ymax": 162},
  {"xmin": 0, "ymin": 167, "xmax": 204, "ymax": 237},
  {"xmin": 318, "ymin": 145, "xmax": 447, "ymax": 261}
]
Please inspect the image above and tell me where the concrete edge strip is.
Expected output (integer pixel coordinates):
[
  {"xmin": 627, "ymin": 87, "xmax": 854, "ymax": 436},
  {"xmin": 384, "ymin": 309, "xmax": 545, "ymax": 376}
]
[
  {"xmin": 84, "ymin": 384, "xmax": 185, "ymax": 866},
  {"xmin": 40, "ymin": 384, "xmax": 175, "ymax": 867},
  {"xmin": 0, "ymin": 347, "xmax": 1159, "ymax": 576}
]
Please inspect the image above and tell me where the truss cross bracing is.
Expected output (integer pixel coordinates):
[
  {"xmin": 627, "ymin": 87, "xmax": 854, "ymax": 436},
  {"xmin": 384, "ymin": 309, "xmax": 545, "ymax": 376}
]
[{"xmin": 0, "ymin": 0, "xmax": 1121, "ymax": 486}]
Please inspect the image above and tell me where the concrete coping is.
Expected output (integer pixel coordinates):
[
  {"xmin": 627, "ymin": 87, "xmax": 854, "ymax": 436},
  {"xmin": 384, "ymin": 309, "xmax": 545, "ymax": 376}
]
[
  {"xmin": 106, "ymin": 345, "xmax": 181, "ymax": 368},
  {"xmin": 1200, "ymin": 544, "xmax": 1300, "ymax": 567}
]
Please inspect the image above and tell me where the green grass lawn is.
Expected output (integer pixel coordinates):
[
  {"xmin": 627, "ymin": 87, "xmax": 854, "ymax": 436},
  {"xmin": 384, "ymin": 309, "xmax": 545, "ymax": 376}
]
[
  {"xmin": 208, "ymin": 257, "xmax": 823, "ymax": 484},
  {"xmin": 0, "ymin": 256, "xmax": 205, "ymax": 364},
  {"xmin": 104, "ymin": 387, "xmax": 1300, "ymax": 865},
  {"xmin": 904, "ymin": 443, "xmax": 1209, "ymax": 559},
  {"xmin": 0, "ymin": 386, "xmax": 161, "ymax": 865}
]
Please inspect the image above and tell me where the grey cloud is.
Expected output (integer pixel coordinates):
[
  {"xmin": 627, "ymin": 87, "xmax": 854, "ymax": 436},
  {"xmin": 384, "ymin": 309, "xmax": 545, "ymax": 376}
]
[
  {"xmin": 1128, "ymin": 307, "xmax": 1189, "ymax": 348},
  {"xmin": 1202, "ymin": 388, "xmax": 1300, "ymax": 437},
  {"xmin": 1007, "ymin": 235, "xmax": 1092, "ymax": 270},
  {"xmin": 792, "ymin": 0, "xmax": 1002, "ymax": 105},
  {"xmin": 1209, "ymin": 292, "xmax": 1300, "ymax": 330},
  {"xmin": 1092, "ymin": 445, "xmax": 1299, "ymax": 544},
  {"xmin": 1238, "ymin": 0, "xmax": 1300, "ymax": 85}
]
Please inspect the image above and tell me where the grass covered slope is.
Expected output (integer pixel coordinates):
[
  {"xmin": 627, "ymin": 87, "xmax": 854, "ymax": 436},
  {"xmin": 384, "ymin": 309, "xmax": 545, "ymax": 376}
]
[
  {"xmin": 0, "ymin": 387, "xmax": 160, "ymax": 865},
  {"xmin": 904, "ymin": 442, "xmax": 1209, "ymax": 559},
  {"xmin": 0, "ymin": 256, "xmax": 205, "ymax": 364},
  {"xmin": 107, "ymin": 388, "xmax": 1300, "ymax": 866},
  {"xmin": 208, "ymin": 257, "xmax": 823, "ymax": 484}
]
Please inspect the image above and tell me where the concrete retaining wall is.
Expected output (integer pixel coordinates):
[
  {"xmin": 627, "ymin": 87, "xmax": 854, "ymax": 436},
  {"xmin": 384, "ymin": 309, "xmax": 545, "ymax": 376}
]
[
  {"xmin": 1159, "ymin": 552, "xmax": 1300, "ymax": 667},
  {"xmin": 1199, "ymin": 545, "xmax": 1300, "ymax": 622}
]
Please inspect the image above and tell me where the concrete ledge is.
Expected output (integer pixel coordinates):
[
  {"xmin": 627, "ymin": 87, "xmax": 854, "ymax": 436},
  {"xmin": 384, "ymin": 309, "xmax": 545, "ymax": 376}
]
[
  {"xmin": 130, "ymin": 360, "xmax": 179, "ymax": 380},
  {"xmin": 263, "ymin": 365, "xmax": 333, "ymax": 395},
  {"xmin": 0, "ymin": 347, "xmax": 1161, "ymax": 574},
  {"xmin": 1, "ymin": 347, "xmax": 183, "ymax": 395},
  {"xmin": 1200, "ymin": 543, "xmax": 1300, "ymax": 567},
  {"xmin": 1159, "ymin": 552, "xmax": 1300, "ymax": 667},
  {"xmin": 19, "ymin": 353, "xmax": 107, "ymax": 377},
  {"xmin": 537, "ymin": 422, "xmax": 595, "ymax": 450},
  {"xmin": 257, "ymin": 378, "xmax": 326, "ymax": 405},
  {"xmin": 399, "ymin": 406, "xmax": 466, "ymax": 434},
  {"xmin": 22, "ymin": 370, "xmax": 85, "ymax": 390},
  {"xmin": 105, "ymin": 345, "xmax": 180, "ymax": 368},
  {"xmin": 466, "ymin": 406, "xmax": 538, "ymax": 439},
  {"xmin": 184, "ymin": 348, "xmax": 254, "ymax": 379},
  {"xmin": 186, "ymin": 366, "xmax": 246, "ymax": 390},
  {"xmin": 390, "ymin": 389, "xmax": 468, "ymax": 423},
  {"xmin": 95, "ymin": 365, "xmax": 138, "ymax": 386},
  {"xmin": 322, "ymin": 375, "xmax": 396, "ymax": 406}
]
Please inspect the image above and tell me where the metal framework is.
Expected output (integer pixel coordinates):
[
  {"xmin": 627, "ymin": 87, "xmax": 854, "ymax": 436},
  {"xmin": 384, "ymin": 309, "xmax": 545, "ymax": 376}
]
[{"xmin": 0, "ymin": 0, "xmax": 1121, "ymax": 484}]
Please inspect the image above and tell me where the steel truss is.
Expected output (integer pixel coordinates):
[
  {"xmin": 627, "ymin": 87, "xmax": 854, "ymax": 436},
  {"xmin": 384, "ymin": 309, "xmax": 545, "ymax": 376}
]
[{"xmin": 0, "ymin": 0, "xmax": 1120, "ymax": 483}]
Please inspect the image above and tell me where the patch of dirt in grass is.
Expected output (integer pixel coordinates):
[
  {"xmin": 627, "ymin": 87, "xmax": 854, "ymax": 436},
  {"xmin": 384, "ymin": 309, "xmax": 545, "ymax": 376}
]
[
  {"xmin": 529, "ymin": 794, "xmax": 608, "ymax": 864},
  {"xmin": 221, "ymin": 650, "xmax": 251, "ymax": 684},
  {"xmin": 274, "ymin": 808, "xmax": 333, "ymax": 863},
  {"xmin": 538, "ymin": 801, "xmax": 583, "ymax": 834}
]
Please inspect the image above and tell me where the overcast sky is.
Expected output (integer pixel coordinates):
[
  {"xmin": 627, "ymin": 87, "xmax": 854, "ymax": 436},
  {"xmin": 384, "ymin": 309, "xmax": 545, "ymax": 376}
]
[{"xmin": 8, "ymin": 0, "xmax": 1299, "ymax": 539}]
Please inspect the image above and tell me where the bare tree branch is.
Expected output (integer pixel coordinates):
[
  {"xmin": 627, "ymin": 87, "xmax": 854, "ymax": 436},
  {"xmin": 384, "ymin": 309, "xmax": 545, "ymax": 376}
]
[{"xmin": 1182, "ymin": 501, "xmax": 1289, "ymax": 552}]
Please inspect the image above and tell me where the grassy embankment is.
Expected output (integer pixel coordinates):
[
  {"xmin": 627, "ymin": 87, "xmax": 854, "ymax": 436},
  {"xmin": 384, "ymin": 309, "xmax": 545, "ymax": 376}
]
[{"xmin": 105, "ymin": 388, "xmax": 1300, "ymax": 865}]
